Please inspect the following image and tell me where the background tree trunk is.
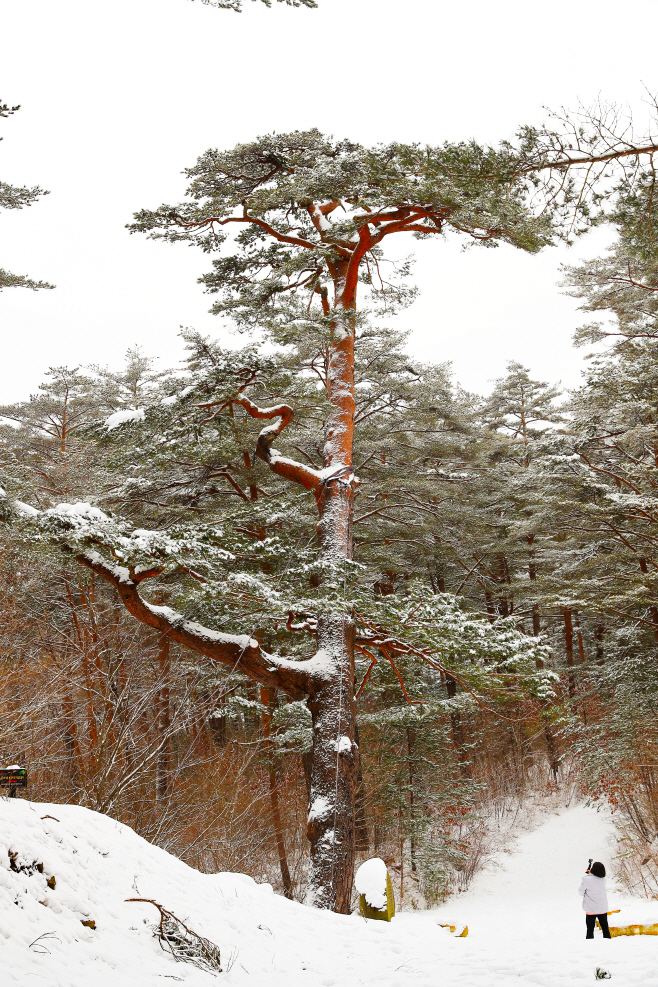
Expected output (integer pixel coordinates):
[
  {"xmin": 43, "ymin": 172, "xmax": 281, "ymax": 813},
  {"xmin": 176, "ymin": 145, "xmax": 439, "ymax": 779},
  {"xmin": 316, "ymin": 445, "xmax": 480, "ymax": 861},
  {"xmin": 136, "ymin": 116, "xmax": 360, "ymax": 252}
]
[
  {"xmin": 563, "ymin": 608, "xmax": 576, "ymax": 697},
  {"xmin": 354, "ymin": 720, "xmax": 369, "ymax": 851},
  {"xmin": 445, "ymin": 674, "xmax": 470, "ymax": 778},
  {"xmin": 155, "ymin": 634, "xmax": 170, "ymax": 806},
  {"xmin": 261, "ymin": 687, "xmax": 293, "ymax": 900}
]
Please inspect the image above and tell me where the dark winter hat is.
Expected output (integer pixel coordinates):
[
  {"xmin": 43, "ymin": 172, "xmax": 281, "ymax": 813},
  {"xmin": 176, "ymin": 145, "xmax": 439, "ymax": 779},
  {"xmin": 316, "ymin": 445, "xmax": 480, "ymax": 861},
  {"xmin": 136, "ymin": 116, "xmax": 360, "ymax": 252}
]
[{"xmin": 590, "ymin": 861, "xmax": 606, "ymax": 878}]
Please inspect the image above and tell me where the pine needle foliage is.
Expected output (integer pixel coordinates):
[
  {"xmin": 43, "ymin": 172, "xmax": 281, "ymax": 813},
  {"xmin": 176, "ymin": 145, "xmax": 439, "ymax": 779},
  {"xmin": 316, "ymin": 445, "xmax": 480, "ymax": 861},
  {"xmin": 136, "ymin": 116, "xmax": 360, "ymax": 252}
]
[{"xmin": 0, "ymin": 100, "xmax": 53, "ymax": 291}]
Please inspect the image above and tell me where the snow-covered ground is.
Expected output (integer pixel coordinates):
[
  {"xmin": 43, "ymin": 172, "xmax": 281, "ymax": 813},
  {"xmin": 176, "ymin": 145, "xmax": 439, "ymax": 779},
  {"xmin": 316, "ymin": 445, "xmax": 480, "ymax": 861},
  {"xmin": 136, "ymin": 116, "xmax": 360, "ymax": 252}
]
[{"xmin": 1, "ymin": 797, "xmax": 657, "ymax": 986}]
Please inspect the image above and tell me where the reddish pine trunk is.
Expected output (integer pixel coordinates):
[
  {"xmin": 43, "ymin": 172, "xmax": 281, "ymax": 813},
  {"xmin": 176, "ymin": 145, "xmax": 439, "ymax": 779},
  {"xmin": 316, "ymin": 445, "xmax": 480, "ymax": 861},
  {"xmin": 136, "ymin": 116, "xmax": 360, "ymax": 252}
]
[{"xmin": 304, "ymin": 283, "xmax": 360, "ymax": 912}]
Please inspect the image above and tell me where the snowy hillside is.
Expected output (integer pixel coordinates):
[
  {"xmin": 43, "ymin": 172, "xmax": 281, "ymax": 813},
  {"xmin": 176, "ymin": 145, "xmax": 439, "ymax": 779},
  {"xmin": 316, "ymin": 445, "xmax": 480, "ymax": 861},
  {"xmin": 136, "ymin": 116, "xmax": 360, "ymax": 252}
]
[{"xmin": 1, "ymin": 798, "xmax": 657, "ymax": 986}]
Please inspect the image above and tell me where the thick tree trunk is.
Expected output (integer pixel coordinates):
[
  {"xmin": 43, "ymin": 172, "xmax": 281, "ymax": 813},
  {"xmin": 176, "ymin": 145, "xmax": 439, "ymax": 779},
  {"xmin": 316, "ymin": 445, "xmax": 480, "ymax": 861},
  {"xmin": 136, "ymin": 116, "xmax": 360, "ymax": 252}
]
[
  {"xmin": 305, "ymin": 614, "xmax": 359, "ymax": 913},
  {"xmin": 304, "ymin": 283, "xmax": 361, "ymax": 911}
]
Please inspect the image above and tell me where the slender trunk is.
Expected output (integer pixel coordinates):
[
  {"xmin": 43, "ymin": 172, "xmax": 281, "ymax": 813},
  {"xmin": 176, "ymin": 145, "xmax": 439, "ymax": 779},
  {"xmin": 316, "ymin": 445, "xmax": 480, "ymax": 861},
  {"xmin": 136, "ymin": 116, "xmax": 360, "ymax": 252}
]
[
  {"xmin": 563, "ymin": 608, "xmax": 576, "ymax": 697},
  {"xmin": 445, "ymin": 675, "xmax": 471, "ymax": 777},
  {"xmin": 594, "ymin": 624, "xmax": 606, "ymax": 665},
  {"xmin": 156, "ymin": 635, "xmax": 170, "ymax": 806},
  {"xmin": 354, "ymin": 720, "xmax": 369, "ymax": 851},
  {"xmin": 497, "ymin": 556, "xmax": 511, "ymax": 617},
  {"xmin": 574, "ymin": 612, "xmax": 586, "ymax": 663},
  {"xmin": 639, "ymin": 559, "xmax": 658, "ymax": 643},
  {"xmin": 528, "ymin": 589, "xmax": 558, "ymax": 780},
  {"xmin": 374, "ymin": 814, "xmax": 383, "ymax": 856},
  {"xmin": 261, "ymin": 688, "xmax": 294, "ymax": 900},
  {"xmin": 306, "ymin": 614, "xmax": 358, "ymax": 913},
  {"xmin": 209, "ymin": 692, "xmax": 227, "ymax": 746},
  {"xmin": 543, "ymin": 721, "xmax": 560, "ymax": 781},
  {"xmin": 61, "ymin": 689, "xmax": 84, "ymax": 790},
  {"xmin": 531, "ymin": 606, "xmax": 541, "ymax": 637},
  {"xmin": 484, "ymin": 589, "xmax": 497, "ymax": 624},
  {"xmin": 406, "ymin": 726, "xmax": 416, "ymax": 872},
  {"xmin": 528, "ymin": 543, "xmax": 541, "ymax": 636},
  {"xmin": 247, "ymin": 687, "xmax": 260, "ymax": 732}
]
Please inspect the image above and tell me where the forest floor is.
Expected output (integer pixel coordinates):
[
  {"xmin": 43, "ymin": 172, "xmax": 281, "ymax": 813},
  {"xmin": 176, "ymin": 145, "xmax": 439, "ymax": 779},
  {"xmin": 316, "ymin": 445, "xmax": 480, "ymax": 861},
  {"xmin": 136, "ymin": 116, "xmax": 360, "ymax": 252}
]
[{"xmin": 1, "ymin": 797, "xmax": 657, "ymax": 986}]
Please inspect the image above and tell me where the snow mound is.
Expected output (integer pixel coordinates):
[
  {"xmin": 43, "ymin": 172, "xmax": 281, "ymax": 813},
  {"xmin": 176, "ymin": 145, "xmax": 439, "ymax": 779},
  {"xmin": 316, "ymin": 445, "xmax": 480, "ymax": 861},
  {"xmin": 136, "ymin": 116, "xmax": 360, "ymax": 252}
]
[
  {"xmin": 0, "ymin": 799, "xmax": 280, "ymax": 986},
  {"xmin": 2, "ymin": 799, "xmax": 658, "ymax": 986},
  {"xmin": 355, "ymin": 857, "xmax": 387, "ymax": 909}
]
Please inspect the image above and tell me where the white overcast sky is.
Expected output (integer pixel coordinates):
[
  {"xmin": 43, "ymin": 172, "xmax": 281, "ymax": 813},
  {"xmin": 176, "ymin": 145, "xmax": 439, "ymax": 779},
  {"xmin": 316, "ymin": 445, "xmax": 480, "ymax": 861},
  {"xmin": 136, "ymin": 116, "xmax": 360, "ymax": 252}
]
[{"xmin": 1, "ymin": 0, "xmax": 656, "ymax": 402}]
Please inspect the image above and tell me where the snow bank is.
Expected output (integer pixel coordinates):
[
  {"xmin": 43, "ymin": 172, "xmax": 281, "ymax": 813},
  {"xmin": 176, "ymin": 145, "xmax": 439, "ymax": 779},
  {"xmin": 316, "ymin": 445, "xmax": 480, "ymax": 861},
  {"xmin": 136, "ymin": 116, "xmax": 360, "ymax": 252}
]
[{"xmin": 2, "ymin": 799, "xmax": 658, "ymax": 986}]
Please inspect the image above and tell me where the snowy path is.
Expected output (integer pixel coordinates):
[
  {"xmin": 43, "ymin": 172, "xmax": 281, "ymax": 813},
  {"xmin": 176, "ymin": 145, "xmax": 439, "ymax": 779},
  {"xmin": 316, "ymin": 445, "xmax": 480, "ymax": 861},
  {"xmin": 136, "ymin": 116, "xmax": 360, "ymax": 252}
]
[{"xmin": 2, "ymin": 799, "xmax": 657, "ymax": 986}]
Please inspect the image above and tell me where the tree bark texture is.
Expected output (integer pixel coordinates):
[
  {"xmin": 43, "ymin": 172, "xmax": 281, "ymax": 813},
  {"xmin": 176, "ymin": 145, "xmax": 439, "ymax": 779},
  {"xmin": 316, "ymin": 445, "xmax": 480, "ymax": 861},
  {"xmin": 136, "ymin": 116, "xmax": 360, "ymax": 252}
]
[{"xmin": 305, "ymin": 615, "xmax": 358, "ymax": 913}]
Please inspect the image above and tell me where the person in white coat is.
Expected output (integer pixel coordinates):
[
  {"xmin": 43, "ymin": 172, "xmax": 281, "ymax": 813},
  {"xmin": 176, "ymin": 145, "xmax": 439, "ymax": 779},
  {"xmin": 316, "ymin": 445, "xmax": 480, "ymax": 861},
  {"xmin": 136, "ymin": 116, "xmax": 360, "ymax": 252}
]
[{"xmin": 579, "ymin": 861, "xmax": 611, "ymax": 939}]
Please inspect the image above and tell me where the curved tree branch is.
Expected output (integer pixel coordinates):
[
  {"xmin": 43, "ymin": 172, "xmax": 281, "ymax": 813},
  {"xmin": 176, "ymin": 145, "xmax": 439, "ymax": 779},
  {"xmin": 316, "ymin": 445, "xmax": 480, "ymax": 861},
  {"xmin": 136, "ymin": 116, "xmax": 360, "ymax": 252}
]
[
  {"xmin": 234, "ymin": 397, "xmax": 324, "ymax": 492},
  {"xmin": 75, "ymin": 550, "xmax": 311, "ymax": 698}
]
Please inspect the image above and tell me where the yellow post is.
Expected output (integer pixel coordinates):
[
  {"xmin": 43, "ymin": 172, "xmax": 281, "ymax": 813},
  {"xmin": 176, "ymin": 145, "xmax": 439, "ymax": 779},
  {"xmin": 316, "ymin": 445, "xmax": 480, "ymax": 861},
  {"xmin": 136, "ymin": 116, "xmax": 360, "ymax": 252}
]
[{"xmin": 359, "ymin": 873, "xmax": 396, "ymax": 922}]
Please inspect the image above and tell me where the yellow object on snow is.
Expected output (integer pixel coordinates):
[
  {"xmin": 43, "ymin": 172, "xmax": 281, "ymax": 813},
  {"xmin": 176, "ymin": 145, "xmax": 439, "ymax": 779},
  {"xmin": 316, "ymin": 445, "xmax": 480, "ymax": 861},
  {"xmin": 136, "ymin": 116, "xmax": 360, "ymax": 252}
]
[
  {"xmin": 597, "ymin": 910, "xmax": 658, "ymax": 937},
  {"xmin": 438, "ymin": 923, "xmax": 468, "ymax": 937},
  {"xmin": 605, "ymin": 922, "xmax": 658, "ymax": 937},
  {"xmin": 358, "ymin": 872, "xmax": 396, "ymax": 922}
]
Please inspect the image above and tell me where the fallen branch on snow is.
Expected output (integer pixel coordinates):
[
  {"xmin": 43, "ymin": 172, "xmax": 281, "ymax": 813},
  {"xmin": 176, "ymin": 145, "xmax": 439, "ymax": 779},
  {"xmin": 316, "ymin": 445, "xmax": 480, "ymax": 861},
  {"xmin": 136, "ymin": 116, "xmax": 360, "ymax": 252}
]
[{"xmin": 126, "ymin": 898, "xmax": 223, "ymax": 975}]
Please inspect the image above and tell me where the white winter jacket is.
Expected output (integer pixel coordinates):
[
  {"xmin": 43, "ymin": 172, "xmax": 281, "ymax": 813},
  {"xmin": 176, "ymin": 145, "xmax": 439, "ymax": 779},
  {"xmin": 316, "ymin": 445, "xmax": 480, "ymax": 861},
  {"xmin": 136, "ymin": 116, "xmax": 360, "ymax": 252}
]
[{"xmin": 578, "ymin": 873, "xmax": 608, "ymax": 914}]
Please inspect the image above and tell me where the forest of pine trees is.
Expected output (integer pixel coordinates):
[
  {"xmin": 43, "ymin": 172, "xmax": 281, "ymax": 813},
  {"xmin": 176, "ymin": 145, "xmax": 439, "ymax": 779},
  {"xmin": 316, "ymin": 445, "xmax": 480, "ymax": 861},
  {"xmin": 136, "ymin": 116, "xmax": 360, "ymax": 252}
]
[
  {"xmin": 3, "ymin": 57, "xmax": 658, "ymax": 910},
  {"xmin": 1, "ymin": 189, "xmax": 658, "ymax": 904}
]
